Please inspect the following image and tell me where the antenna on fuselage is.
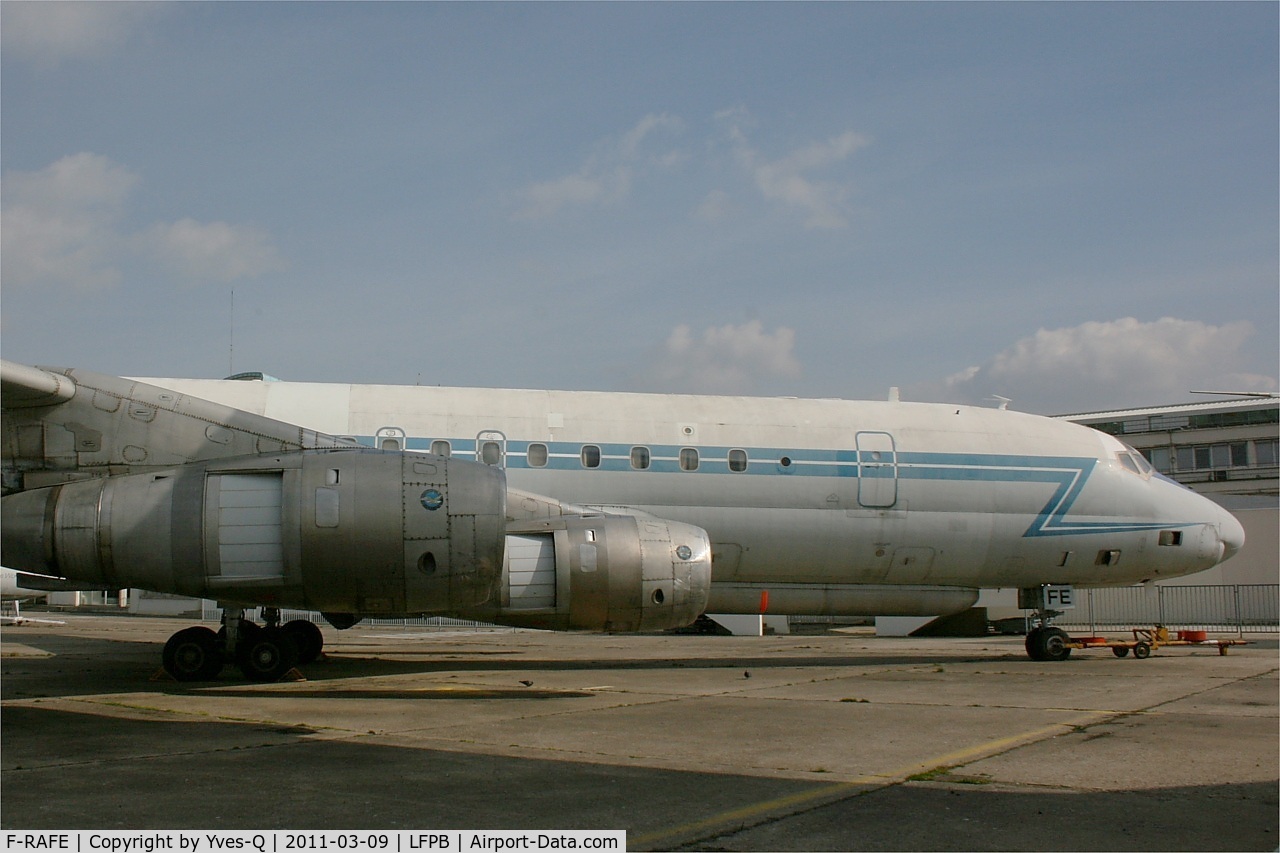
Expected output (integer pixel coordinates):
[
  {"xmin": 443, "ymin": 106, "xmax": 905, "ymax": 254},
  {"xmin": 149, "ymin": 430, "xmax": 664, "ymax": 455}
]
[
  {"xmin": 888, "ymin": 387, "xmax": 900, "ymax": 402},
  {"xmin": 988, "ymin": 395, "xmax": 1012, "ymax": 410}
]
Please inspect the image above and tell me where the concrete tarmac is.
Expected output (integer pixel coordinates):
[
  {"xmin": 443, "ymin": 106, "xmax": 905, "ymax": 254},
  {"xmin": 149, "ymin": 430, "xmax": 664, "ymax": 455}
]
[{"xmin": 2, "ymin": 615, "xmax": 1276, "ymax": 851}]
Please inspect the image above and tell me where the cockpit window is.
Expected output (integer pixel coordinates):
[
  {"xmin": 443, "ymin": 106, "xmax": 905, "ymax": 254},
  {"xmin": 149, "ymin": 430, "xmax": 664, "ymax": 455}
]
[{"xmin": 1115, "ymin": 445, "xmax": 1154, "ymax": 477}]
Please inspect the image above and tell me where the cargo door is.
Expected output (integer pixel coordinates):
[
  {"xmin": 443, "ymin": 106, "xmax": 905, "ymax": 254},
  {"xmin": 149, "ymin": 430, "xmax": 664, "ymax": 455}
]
[
  {"xmin": 207, "ymin": 472, "xmax": 284, "ymax": 580},
  {"xmin": 504, "ymin": 533, "xmax": 556, "ymax": 609}
]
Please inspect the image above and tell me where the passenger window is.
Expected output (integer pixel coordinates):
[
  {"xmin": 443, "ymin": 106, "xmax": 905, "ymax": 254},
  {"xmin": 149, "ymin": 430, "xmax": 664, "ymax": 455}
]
[
  {"xmin": 480, "ymin": 441, "xmax": 502, "ymax": 466},
  {"xmin": 680, "ymin": 448, "xmax": 699, "ymax": 471},
  {"xmin": 527, "ymin": 443, "xmax": 548, "ymax": 468},
  {"xmin": 630, "ymin": 446, "xmax": 650, "ymax": 470},
  {"xmin": 581, "ymin": 445, "xmax": 601, "ymax": 469},
  {"xmin": 430, "ymin": 440, "xmax": 451, "ymax": 458},
  {"xmin": 728, "ymin": 448, "xmax": 748, "ymax": 473}
]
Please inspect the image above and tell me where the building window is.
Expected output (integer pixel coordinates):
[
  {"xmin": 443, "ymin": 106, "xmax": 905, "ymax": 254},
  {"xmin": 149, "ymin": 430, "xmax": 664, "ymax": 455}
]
[
  {"xmin": 728, "ymin": 448, "xmax": 748, "ymax": 473},
  {"xmin": 1256, "ymin": 439, "xmax": 1278, "ymax": 467},
  {"xmin": 1231, "ymin": 443, "xmax": 1249, "ymax": 467},
  {"xmin": 430, "ymin": 440, "xmax": 451, "ymax": 458},
  {"xmin": 1178, "ymin": 442, "xmax": 1264, "ymax": 471},
  {"xmin": 630, "ymin": 446, "xmax": 650, "ymax": 470},
  {"xmin": 527, "ymin": 443, "xmax": 548, "ymax": 468},
  {"xmin": 1210, "ymin": 444, "xmax": 1231, "ymax": 469},
  {"xmin": 581, "ymin": 445, "xmax": 601, "ymax": 469},
  {"xmin": 680, "ymin": 448, "xmax": 699, "ymax": 471},
  {"xmin": 1146, "ymin": 447, "xmax": 1172, "ymax": 473}
]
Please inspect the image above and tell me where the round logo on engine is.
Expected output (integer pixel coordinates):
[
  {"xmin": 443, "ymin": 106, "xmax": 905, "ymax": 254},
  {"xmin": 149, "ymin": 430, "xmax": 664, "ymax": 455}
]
[
  {"xmin": 676, "ymin": 544, "xmax": 692, "ymax": 561},
  {"xmin": 420, "ymin": 488, "xmax": 444, "ymax": 511}
]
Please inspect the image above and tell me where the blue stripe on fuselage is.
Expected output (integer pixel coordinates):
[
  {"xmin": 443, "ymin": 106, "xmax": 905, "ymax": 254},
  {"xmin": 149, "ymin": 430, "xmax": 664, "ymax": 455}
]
[{"xmin": 355, "ymin": 436, "xmax": 1187, "ymax": 537}]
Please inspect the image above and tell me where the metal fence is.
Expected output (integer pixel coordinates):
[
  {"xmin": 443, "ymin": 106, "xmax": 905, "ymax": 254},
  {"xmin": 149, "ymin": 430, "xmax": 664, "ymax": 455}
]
[
  {"xmin": 199, "ymin": 603, "xmax": 501, "ymax": 630},
  {"xmin": 197, "ymin": 584, "xmax": 1279, "ymax": 636},
  {"xmin": 1056, "ymin": 584, "xmax": 1279, "ymax": 635}
]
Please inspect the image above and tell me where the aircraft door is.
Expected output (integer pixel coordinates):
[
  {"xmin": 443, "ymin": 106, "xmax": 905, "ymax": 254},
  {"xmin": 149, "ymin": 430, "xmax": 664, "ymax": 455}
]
[
  {"xmin": 856, "ymin": 431, "xmax": 898, "ymax": 508},
  {"xmin": 477, "ymin": 430, "xmax": 506, "ymax": 468},
  {"xmin": 376, "ymin": 427, "xmax": 406, "ymax": 451}
]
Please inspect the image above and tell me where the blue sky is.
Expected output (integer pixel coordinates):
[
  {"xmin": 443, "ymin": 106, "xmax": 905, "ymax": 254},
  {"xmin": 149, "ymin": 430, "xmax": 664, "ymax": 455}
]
[{"xmin": 2, "ymin": 2, "xmax": 1276, "ymax": 414}]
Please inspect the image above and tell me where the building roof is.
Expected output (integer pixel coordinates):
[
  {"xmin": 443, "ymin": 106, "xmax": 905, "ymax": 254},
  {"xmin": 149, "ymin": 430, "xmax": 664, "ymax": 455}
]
[{"xmin": 1057, "ymin": 397, "xmax": 1279, "ymax": 423}]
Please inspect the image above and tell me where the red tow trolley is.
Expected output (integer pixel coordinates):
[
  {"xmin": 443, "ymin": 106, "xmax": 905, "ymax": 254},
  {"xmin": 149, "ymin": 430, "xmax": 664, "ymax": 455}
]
[{"xmin": 1067, "ymin": 625, "xmax": 1250, "ymax": 659}]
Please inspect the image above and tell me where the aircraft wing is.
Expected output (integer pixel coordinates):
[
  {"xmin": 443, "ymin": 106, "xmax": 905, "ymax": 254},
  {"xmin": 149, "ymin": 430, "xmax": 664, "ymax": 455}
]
[{"xmin": 1, "ymin": 360, "xmax": 77, "ymax": 409}]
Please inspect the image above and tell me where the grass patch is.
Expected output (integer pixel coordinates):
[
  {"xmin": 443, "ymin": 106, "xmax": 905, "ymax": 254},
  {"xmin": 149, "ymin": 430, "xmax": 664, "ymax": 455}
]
[{"xmin": 907, "ymin": 765, "xmax": 954, "ymax": 782}]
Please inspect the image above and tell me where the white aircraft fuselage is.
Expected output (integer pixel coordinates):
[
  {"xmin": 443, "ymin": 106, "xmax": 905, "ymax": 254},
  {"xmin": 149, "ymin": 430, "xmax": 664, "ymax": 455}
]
[
  {"xmin": 0, "ymin": 361, "xmax": 1246, "ymax": 677},
  {"xmin": 139, "ymin": 375, "xmax": 1243, "ymax": 607}
]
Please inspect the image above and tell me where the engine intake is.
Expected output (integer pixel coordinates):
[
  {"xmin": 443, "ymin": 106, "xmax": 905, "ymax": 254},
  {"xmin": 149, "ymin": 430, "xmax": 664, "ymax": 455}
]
[{"xmin": 0, "ymin": 448, "xmax": 506, "ymax": 614}]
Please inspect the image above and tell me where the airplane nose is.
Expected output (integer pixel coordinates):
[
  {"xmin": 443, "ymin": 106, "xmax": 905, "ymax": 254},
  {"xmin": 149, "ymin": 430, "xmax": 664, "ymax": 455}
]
[{"xmin": 1217, "ymin": 508, "xmax": 1245, "ymax": 563}]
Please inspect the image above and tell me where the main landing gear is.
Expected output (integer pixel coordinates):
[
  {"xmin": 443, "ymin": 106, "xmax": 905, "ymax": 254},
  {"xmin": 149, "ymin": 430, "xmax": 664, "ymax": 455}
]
[{"xmin": 161, "ymin": 606, "xmax": 325, "ymax": 682}]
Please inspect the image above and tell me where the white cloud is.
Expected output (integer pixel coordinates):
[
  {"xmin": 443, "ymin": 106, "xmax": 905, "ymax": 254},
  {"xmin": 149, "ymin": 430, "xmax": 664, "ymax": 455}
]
[
  {"xmin": 515, "ymin": 172, "xmax": 617, "ymax": 221},
  {"xmin": 0, "ymin": 2, "xmax": 166, "ymax": 67},
  {"xmin": 640, "ymin": 321, "xmax": 802, "ymax": 394},
  {"xmin": 143, "ymin": 219, "xmax": 286, "ymax": 282},
  {"xmin": 514, "ymin": 114, "xmax": 682, "ymax": 220},
  {"xmin": 718, "ymin": 108, "xmax": 870, "ymax": 229},
  {"xmin": 1, "ymin": 153, "xmax": 138, "ymax": 290},
  {"xmin": 515, "ymin": 108, "xmax": 869, "ymax": 228},
  {"xmin": 695, "ymin": 189, "xmax": 733, "ymax": 222},
  {"xmin": 1, "ymin": 153, "xmax": 285, "ymax": 290},
  {"xmin": 914, "ymin": 317, "xmax": 1277, "ymax": 413}
]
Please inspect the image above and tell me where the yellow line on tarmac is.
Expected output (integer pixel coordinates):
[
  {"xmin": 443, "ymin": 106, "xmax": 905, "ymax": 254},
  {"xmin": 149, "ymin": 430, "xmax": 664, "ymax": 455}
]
[{"xmin": 630, "ymin": 710, "xmax": 1109, "ymax": 850}]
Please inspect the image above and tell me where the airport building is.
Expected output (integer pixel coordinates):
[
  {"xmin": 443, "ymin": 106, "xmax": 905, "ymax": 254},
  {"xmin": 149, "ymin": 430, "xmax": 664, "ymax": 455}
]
[{"xmin": 1061, "ymin": 397, "xmax": 1278, "ymax": 499}]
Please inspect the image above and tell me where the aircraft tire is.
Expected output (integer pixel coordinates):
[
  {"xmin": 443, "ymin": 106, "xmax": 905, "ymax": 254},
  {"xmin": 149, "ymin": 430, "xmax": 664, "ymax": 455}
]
[
  {"xmin": 1028, "ymin": 626, "xmax": 1072, "ymax": 662},
  {"xmin": 282, "ymin": 619, "xmax": 324, "ymax": 664},
  {"xmin": 238, "ymin": 627, "xmax": 299, "ymax": 682},
  {"xmin": 1024, "ymin": 627, "xmax": 1045, "ymax": 661},
  {"xmin": 162, "ymin": 627, "xmax": 225, "ymax": 681},
  {"xmin": 218, "ymin": 621, "xmax": 264, "ymax": 663}
]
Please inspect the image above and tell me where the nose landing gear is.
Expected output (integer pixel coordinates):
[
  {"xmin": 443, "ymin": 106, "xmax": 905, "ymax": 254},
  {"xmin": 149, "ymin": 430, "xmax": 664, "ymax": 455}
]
[
  {"xmin": 1019, "ymin": 585, "xmax": 1074, "ymax": 662},
  {"xmin": 1025, "ymin": 625, "xmax": 1072, "ymax": 661}
]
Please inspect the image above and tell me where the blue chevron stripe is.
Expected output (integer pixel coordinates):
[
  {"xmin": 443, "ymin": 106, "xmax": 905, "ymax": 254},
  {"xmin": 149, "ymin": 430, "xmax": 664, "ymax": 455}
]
[{"xmin": 357, "ymin": 435, "xmax": 1191, "ymax": 538}]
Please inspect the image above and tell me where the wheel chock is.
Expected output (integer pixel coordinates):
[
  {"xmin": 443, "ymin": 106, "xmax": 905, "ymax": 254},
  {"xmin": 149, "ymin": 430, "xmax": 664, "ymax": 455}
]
[{"xmin": 149, "ymin": 668, "xmax": 178, "ymax": 682}]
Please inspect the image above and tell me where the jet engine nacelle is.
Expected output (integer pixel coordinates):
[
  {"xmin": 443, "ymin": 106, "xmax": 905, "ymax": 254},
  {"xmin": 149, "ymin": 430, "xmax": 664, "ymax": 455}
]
[
  {"xmin": 0, "ymin": 448, "xmax": 507, "ymax": 614},
  {"xmin": 462, "ymin": 514, "xmax": 713, "ymax": 632}
]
